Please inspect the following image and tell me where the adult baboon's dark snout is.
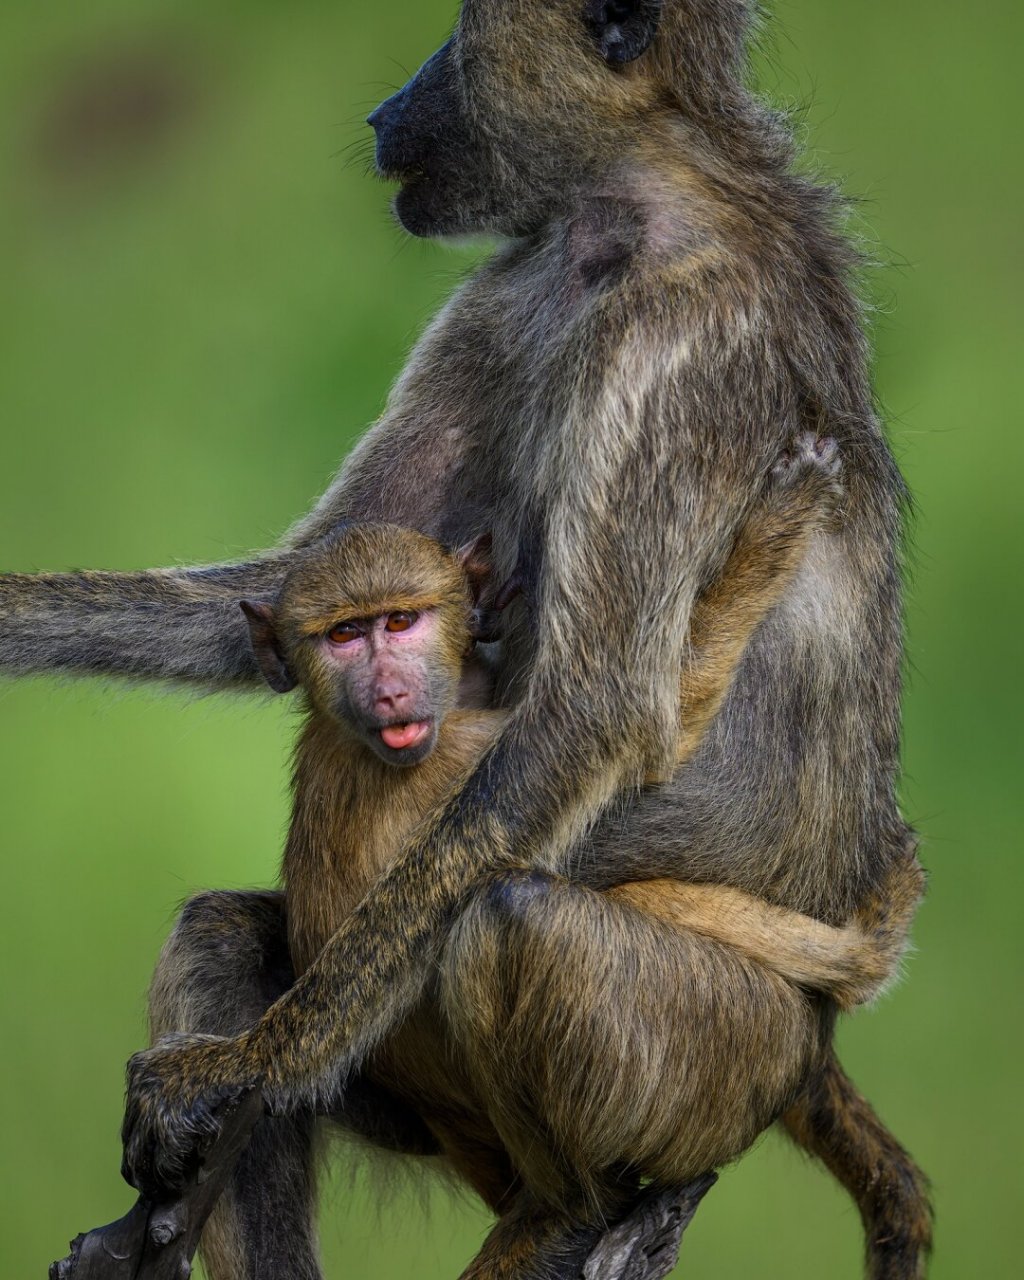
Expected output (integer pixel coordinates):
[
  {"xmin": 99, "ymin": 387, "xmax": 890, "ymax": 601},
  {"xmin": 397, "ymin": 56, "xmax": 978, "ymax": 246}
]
[
  {"xmin": 367, "ymin": 42, "xmax": 457, "ymax": 179},
  {"xmin": 367, "ymin": 40, "xmax": 479, "ymax": 237}
]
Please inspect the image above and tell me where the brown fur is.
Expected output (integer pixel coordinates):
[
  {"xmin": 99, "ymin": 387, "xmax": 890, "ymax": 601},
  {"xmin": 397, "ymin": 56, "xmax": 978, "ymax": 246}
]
[
  {"xmin": 783, "ymin": 1049, "xmax": 934, "ymax": 1280},
  {"xmin": 141, "ymin": 453, "xmax": 926, "ymax": 1278},
  {"xmin": 2, "ymin": 1, "xmax": 930, "ymax": 1275}
]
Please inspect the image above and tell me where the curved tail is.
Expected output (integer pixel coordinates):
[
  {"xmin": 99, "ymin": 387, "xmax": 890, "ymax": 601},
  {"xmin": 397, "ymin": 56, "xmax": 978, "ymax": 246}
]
[
  {"xmin": 0, "ymin": 557, "xmax": 291, "ymax": 690},
  {"xmin": 613, "ymin": 830, "xmax": 925, "ymax": 1012}
]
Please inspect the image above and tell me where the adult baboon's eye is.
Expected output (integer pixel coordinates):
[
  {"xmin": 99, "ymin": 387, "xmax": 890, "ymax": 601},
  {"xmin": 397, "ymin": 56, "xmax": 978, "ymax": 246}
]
[
  {"xmin": 385, "ymin": 611, "xmax": 418, "ymax": 633},
  {"xmin": 327, "ymin": 622, "xmax": 361, "ymax": 645}
]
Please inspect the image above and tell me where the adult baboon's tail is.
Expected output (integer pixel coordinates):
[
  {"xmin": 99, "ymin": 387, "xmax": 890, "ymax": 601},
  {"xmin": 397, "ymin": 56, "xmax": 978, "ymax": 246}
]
[
  {"xmin": 0, "ymin": 556, "xmax": 292, "ymax": 691},
  {"xmin": 783, "ymin": 1049, "xmax": 933, "ymax": 1280}
]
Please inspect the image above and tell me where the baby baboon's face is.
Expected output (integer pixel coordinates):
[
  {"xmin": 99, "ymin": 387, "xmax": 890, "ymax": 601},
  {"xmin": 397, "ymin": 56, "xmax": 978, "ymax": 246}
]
[
  {"xmin": 241, "ymin": 525, "xmax": 483, "ymax": 766},
  {"xmin": 311, "ymin": 604, "xmax": 457, "ymax": 767},
  {"xmin": 367, "ymin": 1, "xmax": 667, "ymax": 238}
]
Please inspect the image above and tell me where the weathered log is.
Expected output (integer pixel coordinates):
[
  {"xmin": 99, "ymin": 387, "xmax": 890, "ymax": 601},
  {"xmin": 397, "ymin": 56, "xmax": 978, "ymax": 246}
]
[
  {"xmin": 49, "ymin": 1089, "xmax": 262, "ymax": 1280},
  {"xmin": 50, "ymin": 1100, "xmax": 714, "ymax": 1280},
  {"xmin": 582, "ymin": 1174, "xmax": 718, "ymax": 1280}
]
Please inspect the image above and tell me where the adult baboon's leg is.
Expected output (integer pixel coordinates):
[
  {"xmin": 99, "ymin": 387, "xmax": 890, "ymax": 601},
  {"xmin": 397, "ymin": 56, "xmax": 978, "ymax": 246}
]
[
  {"xmin": 457, "ymin": 1188, "xmax": 608, "ymax": 1280},
  {"xmin": 456, "ymin": 1179, "xmax": 718, "ymax": 1280},
  {"xmin": 444, "ymin": 869, "xmax": 929, "ymax": 1280},
  {"xmin": 441, "ymin": 870, "xmax": 817, "ymax": 1279}
]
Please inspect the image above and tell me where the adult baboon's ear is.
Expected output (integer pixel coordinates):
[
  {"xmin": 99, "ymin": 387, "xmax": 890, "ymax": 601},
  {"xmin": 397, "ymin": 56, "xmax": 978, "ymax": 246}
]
[
  {"xmin": 239, "ymin": 600, "xmax": 297, "ymax": 694},
  {"xmin": 584, "ymin": 1, "xmax": 662, "ymax": 66}
]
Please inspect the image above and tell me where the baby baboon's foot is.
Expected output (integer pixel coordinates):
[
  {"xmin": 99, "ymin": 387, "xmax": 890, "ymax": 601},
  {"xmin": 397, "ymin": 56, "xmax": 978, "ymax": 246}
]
[{"xmin": 771, "ymin": 433, "xmax": 844, "ymax": 522}]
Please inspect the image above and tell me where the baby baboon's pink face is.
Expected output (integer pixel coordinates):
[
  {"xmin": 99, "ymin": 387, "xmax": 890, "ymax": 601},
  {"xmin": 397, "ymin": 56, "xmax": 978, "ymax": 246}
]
[
  {"xmin": 315, "ymin": 607, "xmax": 452, "ymax": 766},
  {"xmin": 241, "ymin": 524, "xmax": 496, "ymax": 766}
]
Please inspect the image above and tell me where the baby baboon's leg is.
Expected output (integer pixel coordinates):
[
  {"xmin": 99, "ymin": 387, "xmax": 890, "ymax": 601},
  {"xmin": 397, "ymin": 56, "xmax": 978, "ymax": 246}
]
[
  {"xmin": 149, "ymin": 890, "xmax": 323, "ymax": 1280},
  {"xmin": 607, "ymin": 877, "xmax": 900, "ymax": 1011},
  {"xmin": 442, "ymin": 871, "xmax": 821, "ymax": 1220},
  {"xmin": 150, "ymin": 890, "xmax": 441, "ymax": 1279}
]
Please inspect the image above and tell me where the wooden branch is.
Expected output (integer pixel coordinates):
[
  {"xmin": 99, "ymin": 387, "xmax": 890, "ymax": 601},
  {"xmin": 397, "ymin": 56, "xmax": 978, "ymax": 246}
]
[
  {"xmin": 581, "ymin": 1174, "xmax": 718, "ymax": 1280},
  {"xmin": 50, "ymin": 1098, "xmax": 714, "ymax": 1280},
  {"xmin": 49, "ymin": 1090, "xmax": 262, "ymax": 1280}
]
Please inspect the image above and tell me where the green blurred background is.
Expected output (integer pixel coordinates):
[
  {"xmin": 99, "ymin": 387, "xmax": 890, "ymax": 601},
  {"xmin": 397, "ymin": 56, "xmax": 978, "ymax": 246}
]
[{"xmin": 1, "ymin": 1, "xmax": 1020, "ymax": 1275}]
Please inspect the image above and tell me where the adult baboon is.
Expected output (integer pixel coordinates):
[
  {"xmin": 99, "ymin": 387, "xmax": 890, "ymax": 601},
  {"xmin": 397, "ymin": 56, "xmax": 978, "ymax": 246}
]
[{"xmin": 5, "ymin": 2, "xmax": 929, "ymax": 1277}]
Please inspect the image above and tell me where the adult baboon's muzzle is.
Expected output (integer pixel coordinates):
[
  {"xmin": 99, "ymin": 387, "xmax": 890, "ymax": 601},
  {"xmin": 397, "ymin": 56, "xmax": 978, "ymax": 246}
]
[{"xmin": 367, "ymin": 40, "xmax": 461, "ymax": 183}]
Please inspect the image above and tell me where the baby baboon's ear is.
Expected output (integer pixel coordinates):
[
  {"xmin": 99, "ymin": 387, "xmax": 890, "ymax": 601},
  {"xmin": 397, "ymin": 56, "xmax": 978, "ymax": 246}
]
[
  {"xmin": 584, "ymin": 0, "xmax": 662, "ymax": 66},
  {"xmin": 239, "ymin": 600, "xmax": 297, "ymax": 694}
]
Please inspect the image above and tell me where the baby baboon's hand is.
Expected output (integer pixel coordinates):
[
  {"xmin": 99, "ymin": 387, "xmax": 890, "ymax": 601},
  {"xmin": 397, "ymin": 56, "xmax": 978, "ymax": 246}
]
[
  {"xmin": 770, "ymin": 432, "xmax": 845, "ymax": 522},
  {"xmin": 121, "ymin": 1032, "xmax": 261, "ymax": 1198}
]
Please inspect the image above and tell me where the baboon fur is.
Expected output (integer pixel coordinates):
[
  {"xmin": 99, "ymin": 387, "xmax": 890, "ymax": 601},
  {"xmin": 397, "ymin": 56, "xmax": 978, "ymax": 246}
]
[
  {"xmin": 153, "ymin": 490, "xmax": 925, "ymax": 1278},
  {"xmin": 1, "ymin": 2, "xmax": 931, "ymax": 1277}
]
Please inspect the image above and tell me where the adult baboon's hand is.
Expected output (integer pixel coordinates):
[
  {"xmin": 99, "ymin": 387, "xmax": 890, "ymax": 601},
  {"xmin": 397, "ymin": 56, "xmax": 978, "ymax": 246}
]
[{"xmin": 120, "ymin": 1032, "xmax": 261, "ymax": 1198}]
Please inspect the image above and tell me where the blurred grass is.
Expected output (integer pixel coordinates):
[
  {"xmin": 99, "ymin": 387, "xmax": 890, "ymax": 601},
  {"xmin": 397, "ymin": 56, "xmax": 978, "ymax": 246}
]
[{"xmin": 0, "ymin": 2, "xmax": 1021, "ymax": 1276}]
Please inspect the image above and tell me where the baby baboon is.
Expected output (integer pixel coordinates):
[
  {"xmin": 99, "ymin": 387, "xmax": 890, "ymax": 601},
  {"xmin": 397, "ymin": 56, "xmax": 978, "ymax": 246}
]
[
  {"xmin": 3, "ymin": 1, "xmax": 930, "ymax": 1276},
  {"xmin": 142, "ymin": 439, "xmax": 923, "ymax": 1279}
]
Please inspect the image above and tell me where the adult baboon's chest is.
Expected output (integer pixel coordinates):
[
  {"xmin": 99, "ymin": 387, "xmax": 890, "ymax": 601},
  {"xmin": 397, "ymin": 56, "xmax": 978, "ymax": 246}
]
[{"xmin": 436, "ymin": 243, "xmax": 603, "ymax": 602}]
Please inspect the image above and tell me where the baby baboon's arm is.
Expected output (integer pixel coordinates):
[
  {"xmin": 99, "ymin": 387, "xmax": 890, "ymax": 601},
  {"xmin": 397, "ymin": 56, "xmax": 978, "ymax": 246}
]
[{"xmin": 673, "ymin": 433, "xmax": 844, "ymax": 773}]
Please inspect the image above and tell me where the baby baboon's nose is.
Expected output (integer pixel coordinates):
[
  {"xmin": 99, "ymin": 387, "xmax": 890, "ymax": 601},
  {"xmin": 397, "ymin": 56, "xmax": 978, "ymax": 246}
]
[{"xmin": 375, "ymin": 688, "xmax": 410, "ymax": 715}]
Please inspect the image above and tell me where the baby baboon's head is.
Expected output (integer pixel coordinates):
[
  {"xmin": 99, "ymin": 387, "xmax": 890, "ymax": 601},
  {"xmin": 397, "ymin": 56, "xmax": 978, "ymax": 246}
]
[
  {"xmin": 367, "ymin": 1, "xmax": 753, "ymax": 238},
  {"xmin": 241, "ymin": 524, "xmax": 493, "ymax": 767}
]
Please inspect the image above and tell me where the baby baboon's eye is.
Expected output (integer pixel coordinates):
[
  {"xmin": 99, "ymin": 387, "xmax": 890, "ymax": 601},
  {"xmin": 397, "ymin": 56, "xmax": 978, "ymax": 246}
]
[
  {"xmin": 327, "ymin": 622, "xmax": 361, "ymax": 645},
  {"xmin": 385, "ymin": 611, "xmax": 418, "ymax": 633}
]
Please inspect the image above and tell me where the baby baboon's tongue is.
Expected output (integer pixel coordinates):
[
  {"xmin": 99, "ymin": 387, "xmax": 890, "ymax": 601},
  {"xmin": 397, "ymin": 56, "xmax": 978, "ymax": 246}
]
[{"xmin": 380, "ymin": 722, "xmax": 430, "ymax": 750}]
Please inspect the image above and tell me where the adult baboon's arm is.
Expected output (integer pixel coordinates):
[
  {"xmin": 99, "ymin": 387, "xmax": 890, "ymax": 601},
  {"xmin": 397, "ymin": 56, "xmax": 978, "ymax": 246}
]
[
  {"xmin": 0, "ymin": 559, "xmax": 289, "ymax": 688},
  {"xmin": 0, "ymin": 404, "xmax": 470, "ymax": 688}
]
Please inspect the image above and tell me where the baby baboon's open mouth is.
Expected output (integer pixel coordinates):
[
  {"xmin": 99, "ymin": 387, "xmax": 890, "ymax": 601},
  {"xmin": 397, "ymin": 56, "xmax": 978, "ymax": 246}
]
[{"xmin": 379, "ymin": 721, "xmax": 432, "ymax": 751}]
